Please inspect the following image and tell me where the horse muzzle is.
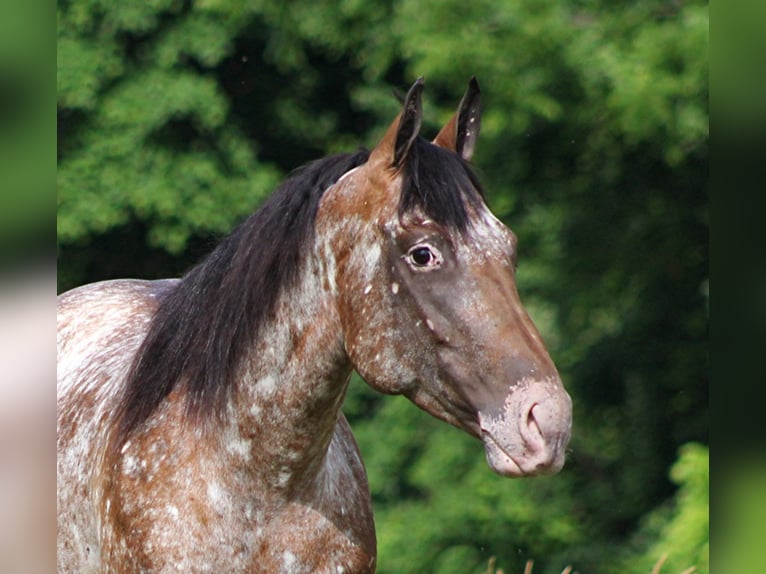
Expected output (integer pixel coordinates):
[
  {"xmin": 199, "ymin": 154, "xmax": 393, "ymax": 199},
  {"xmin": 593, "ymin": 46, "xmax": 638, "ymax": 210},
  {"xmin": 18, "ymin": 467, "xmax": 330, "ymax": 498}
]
[{"xmin": 477, "ymin": 378, "xmax": 572, "ymax": 477}]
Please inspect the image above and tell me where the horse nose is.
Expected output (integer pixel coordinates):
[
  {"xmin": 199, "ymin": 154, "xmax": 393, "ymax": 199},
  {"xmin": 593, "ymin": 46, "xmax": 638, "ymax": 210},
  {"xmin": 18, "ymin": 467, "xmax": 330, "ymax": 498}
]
[{"xmin": 478, "ymin": 379, "xmax": 572, "ymax": 478}]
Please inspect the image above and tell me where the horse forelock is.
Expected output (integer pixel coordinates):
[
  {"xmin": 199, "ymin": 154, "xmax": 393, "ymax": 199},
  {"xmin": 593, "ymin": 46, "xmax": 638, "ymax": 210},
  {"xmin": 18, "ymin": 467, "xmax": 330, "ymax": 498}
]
[
  {"xmin": 112, "ymin": 150, "xmax": 371, "ymax": 451},
  {"xmin": 398, "ymin": 136, "xmax": 486, "ymax": 232}
]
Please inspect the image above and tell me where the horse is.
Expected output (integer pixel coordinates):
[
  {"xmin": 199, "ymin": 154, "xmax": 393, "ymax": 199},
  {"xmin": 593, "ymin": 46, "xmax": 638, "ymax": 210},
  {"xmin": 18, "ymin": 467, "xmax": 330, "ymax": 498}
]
[{"xmin": 57, "ymin": 77, "xmax": 572, "ymax": 573}]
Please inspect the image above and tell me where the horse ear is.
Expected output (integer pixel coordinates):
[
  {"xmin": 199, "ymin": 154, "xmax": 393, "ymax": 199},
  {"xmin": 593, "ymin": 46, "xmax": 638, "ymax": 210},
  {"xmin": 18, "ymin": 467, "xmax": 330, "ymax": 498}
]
[
  {"xmin": 433, "ymin": 77, "xmax": 482, "ymax": 161},
  {"xmin": 371, "ymin": 77, "xmax": 424, "ymax": 168}
]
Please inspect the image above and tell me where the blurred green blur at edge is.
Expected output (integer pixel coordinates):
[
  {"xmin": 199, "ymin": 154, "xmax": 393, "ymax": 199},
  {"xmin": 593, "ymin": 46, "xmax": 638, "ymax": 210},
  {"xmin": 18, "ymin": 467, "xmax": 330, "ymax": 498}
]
[
  {"xmin": 0, "ymin": 0, "xmax": 53, "ymax": 271},
  {"xmin": 0, "ymin": 1, "xmax": 55, "ymax": 572},
  {"xmin": 717, "ymin": 458, "xmax": 766, "ymax": 574}
]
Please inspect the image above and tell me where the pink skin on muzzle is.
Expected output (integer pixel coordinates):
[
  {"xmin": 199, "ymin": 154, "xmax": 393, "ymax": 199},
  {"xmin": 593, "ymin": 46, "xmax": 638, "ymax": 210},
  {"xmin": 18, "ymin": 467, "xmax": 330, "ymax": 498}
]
[{"xmin": 478, "ymin": 378, "xmax": 572, "ymax": 477}]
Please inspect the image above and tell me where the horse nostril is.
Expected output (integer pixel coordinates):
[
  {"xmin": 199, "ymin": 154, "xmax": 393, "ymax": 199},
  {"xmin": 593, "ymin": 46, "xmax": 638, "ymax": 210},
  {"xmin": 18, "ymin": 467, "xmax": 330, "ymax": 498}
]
[
  {"xmin": 532, "ymin": 403, "xmax": 543, "ymax": 429},
  {"xmin": 522, "ymin": 402, "xmax": 545, "ymax": 453}
]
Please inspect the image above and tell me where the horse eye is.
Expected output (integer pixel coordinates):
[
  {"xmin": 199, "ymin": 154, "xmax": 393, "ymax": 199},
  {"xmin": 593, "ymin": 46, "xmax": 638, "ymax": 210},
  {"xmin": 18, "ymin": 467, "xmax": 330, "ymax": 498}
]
[{"xmin": 408, "ymin": 245, "xmax": 437, "ymax": 267}]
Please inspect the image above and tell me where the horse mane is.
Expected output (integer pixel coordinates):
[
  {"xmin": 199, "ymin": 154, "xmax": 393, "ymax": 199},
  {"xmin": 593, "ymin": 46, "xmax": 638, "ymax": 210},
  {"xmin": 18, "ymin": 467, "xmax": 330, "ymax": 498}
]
[
  {"xmin": 113, "ymin": 150, "xmax": 371, "ymax": 447},
  {"xmin": 113, "ymin": 138, "xmax": 485, "ymax": 448}
]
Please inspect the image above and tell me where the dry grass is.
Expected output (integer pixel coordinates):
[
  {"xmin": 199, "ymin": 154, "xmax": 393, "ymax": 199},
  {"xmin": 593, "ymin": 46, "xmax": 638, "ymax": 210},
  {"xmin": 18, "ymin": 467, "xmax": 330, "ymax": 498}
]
[
  {"xmin": 485, "ymin": 554, "xmax": 696, "ymax": 574},
  {"xmin": 485, "ymin": 557, "xmax": 570, "ymax": 574},
  {"xmin": 651, "ymin": 554, "xmax": 697, "ymax": 574}
]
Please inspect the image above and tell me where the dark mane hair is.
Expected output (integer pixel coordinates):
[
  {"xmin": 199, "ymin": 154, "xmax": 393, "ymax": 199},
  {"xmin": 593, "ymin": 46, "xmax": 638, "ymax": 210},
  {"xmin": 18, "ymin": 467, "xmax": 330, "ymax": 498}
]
[
  {"xmin": 113, "ymin": 150, "xmax": 370, "ymax": 447},
  {"xmin": 399, "ymin": 137, "xmax": 485, "ymax": 229},
  {"xmin": 113, "ymin": 138, "xmax": 485, "ymax": 448}
]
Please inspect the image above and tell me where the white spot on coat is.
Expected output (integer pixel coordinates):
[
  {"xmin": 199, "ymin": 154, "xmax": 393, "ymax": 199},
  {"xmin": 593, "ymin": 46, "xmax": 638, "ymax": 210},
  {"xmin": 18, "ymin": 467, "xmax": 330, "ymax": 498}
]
[{"xmin": 281, "ymin": 551, "xmax": 297, "ymax": 573}]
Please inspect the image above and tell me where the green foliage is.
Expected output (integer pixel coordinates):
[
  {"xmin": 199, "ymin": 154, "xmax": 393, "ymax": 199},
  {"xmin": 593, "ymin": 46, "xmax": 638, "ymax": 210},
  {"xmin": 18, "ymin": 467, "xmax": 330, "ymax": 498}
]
[
  {"xmin": 57, "ymin": 0, "xmax": 280, "ymax": 271},
  {"xmin": 58, "ymin": 0, "xmax": 708, "ymax": 572},
  {"xmin": 616, "ymin": 443, "xmax": 709, "ymax": 574},
  {"xmin": 1, "ymin": 1, "xmax": 52, "ymax": 259}
]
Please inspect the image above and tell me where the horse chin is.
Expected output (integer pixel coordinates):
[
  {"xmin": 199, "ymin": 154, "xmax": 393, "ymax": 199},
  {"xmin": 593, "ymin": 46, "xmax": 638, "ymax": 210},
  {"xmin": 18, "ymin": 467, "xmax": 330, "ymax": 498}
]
[{"xmin": 480, "ymin": 430, "xmax": 564, "ymax": 478}]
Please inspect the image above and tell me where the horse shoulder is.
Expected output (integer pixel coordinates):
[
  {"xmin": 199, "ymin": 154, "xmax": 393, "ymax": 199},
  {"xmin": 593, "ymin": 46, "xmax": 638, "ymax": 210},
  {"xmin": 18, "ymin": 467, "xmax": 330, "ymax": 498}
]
[
  {"xmin": 281, "ymin": 414, "xmax": 376, "ymax": 573},
  {"xmin": 214, "ymin": 414, "xmax": 376, "ymax": 573},
  {"xmin": 99, "ymin": 415, "xmax": 376, "ymax": 573}
]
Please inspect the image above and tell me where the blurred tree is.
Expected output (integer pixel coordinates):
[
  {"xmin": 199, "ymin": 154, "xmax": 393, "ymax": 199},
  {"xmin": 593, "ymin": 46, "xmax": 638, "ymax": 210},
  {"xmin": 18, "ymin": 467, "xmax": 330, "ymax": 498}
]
[{"xmin": 58, "ymin": 0, "xmax": 708, "ymax": 572}]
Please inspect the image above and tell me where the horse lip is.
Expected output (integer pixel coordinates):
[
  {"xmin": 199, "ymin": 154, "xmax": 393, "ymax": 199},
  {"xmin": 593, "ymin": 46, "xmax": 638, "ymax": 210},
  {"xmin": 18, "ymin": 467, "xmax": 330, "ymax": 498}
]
[
  {"xmin": 479, "ymin": 428, "xmax": 525, "ymax": 478},
  {"xmin": 479, "ymin": 418, "xmax": 563, "ymax": 478}
]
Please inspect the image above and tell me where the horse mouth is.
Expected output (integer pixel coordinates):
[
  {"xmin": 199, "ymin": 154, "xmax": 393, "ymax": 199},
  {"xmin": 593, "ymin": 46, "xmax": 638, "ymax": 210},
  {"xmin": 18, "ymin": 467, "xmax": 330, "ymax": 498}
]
[
  {"xmin": 480, "ymin": 430, "xmax": 526, "ymax": 477},
  {"xmin": 479, "ymin": 426, "xmax": 566, "ymax": 478}
]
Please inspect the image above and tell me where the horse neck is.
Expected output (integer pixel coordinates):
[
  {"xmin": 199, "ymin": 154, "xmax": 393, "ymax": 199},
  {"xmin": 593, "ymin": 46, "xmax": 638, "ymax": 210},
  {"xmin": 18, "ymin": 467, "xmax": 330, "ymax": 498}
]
[{"xmin": 222, "ymin": 252, "xmax": 352, "ymax": 492}]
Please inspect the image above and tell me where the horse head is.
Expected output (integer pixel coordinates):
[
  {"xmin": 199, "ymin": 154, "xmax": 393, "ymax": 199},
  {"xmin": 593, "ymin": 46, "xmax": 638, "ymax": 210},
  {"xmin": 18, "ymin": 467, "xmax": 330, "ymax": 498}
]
[{"xmin": 318, "ymin": 78, "xmax": 572, "ymax": 477}]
